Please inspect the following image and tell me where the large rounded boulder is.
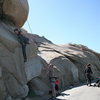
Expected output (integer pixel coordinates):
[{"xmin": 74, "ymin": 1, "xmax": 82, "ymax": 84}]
[{"xmin": 2, "ymin": 0, "xmax": 29, "ymax": 27}]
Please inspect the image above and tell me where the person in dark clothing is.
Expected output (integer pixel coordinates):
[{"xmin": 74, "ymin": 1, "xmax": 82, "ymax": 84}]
[
  {"xmin": 85, "ymin": 63, "xmax": 93, "ymax": 86},
  {"xmin": 14, "ymin": 28, "xmax": 30, "ymax": 62},
  {"xmin": 55, "ymin": 77, "xmax": 60, "ymax": 95}
]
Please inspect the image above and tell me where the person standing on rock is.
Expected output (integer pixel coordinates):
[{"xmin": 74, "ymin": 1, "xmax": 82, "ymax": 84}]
[
  {"xmin": 14, "ymin": 28, "xmax": 30, "ymax": 62},
  {"xmin": 47, "ymin": 64, "xmax": 57, "ymax": 99},
  {"xmin": 85, "ymin": 63, "xmax": 93, "ymax": 86}
]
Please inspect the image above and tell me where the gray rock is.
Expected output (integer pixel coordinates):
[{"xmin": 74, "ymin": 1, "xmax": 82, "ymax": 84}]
[
  {"xmin": 0, "ymin": 21, "xmax": 38, "ymax": 99},
  {"xmin": 0, "ymin": 0, "xmax": 100, "ymax": 99}
]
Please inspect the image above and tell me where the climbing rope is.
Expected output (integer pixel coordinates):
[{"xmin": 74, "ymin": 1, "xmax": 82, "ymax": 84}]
[
  {"xmin": 0, "ymin": 0, "xmax": 33, "ymax": 34},
  {"xmin": 17, "ymin": 0, "xmax": 33, "ymax": 33}
]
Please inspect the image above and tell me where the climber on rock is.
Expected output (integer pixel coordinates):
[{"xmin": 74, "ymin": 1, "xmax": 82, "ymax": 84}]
[{"xmin": 14, "ymin": 28, "xmax": 30, "ymax": 62}]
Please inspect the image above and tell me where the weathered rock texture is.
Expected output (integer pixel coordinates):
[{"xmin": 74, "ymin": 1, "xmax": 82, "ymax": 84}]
[
  {"xmin": 1, "ymin": 24, "xmax": 100, "ymax": 100},
  {"xmin": 0, "ymin": 20, "xmax": 37, "ymax": 100},
  {"xmin": 0, "ymin": 0, "xmax": 100, "ymax": 100}
]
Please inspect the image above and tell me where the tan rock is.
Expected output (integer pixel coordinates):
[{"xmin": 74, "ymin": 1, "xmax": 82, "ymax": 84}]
[
  {"xmin": 0, "ymin": 21, "xmax": 38, "ymax": 99},
  {"xmin": 3, "ymin": 0, "xmax": 29, "ymax": 27},
  {"xmin": 0, "ymin": 6, "xmax": 100, "ymax": 98}
]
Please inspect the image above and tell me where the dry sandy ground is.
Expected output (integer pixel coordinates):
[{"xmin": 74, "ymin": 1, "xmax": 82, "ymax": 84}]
[
  {"xmin": 26, "ymin": 84, "xmax": 100, "ymax": 100},
  {"xmin": 57, "ymin": 84, "xmax": 100, "ymax": 100}
]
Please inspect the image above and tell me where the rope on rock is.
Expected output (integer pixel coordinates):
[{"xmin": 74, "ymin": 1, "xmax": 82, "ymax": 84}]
[{"xmin": 18, "ymin": 0, "xmax": 33, "ymax": 33}]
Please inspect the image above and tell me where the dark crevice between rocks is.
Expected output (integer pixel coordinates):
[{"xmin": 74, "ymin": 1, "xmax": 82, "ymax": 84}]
[
  {"xmin": 1, "ymin": 15, "xmax": 16, "ymax": 27},
  {"xmin": 0, "ymin": 0, "xmax": 11, "ymax": 22},
  {"xmin": 0, "ymin": 0, "xmax": 4, "ymax": 19},
  {"xmin": 26, "ymin": 82, "xmax": 36, "ymax": 98}
]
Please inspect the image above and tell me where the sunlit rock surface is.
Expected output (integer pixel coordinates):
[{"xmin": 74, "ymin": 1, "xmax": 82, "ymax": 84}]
[
  {"xmin": 0, "ymin": 0, "xmax": 29, "ymax": 27},
  {"xmin": 0, "ymin": 0, "xmax": 100, "ymax": 100}
]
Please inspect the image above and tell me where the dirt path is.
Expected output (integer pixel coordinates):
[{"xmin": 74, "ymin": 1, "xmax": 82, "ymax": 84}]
[{"xmin": 57, "ymin": 85, "xmax": 100, "ymax": 100}]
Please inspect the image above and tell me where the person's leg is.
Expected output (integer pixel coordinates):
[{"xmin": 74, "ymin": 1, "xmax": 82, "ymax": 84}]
[
  {"xmin": 86, "ymin": 75, "xmax": 89, "ymax": 86},
  {"xmin": 87, "ymin": 78, "xmax": 89, "ymax": 86},
  {"xmin": 55, "ymin": 84, "xmax": 58, "ymax": 91},
  {"xmin": 55, "ymin": 84, "xmax": 60, "ymax": 95},
  {"xmin": 22, "ymin": 45, "xmax": 27, "ymax": 62},
  {"xmin": 88, "ymin": 75, "xmax": 92, "ymax": 86},
  {"xmin": 89, "ymin": 78, "xmax": 91, "ymax": 86},
  {"xmin": 51, "ymin": 82, "xmax": 56, "ymax": 99}
]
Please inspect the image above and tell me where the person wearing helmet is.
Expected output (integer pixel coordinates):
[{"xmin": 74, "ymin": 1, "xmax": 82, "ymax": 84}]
[{"xmin": 14, "ymin": 28, "xmax": 30, "ymax": 62}]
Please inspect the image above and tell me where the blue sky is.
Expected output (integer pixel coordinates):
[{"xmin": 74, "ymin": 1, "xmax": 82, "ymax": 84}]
[{"xmin": 23, "ymin": 0, "xmax": 100, "ymax": 53}]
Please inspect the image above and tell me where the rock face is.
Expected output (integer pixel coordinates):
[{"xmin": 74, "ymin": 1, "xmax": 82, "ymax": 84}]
[
  {"xmin": 0, "ymin": 0, "xmax": 100, "ymax": 100},
  {"xmin": 0, "ymin": 21, "xmax": 37, "ymax": 100},
  {"xmin": 0, "ymin": 0, "xmax": 29, "ymax": 27},
  {"xmin": 0, "ymin": 24, "xmax": 100, "ymax": 100}
]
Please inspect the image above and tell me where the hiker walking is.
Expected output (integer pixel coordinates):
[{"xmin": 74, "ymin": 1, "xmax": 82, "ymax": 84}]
[
  {"xmin": 85, "ymin": 63, "xmax": 93, "ymax": 86},
  {"xmin": 14, "ymin": 28, "xmax": 30, "ymax": 62}
]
